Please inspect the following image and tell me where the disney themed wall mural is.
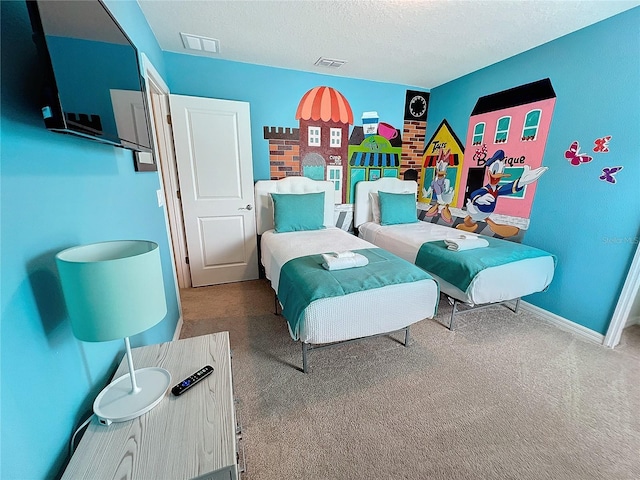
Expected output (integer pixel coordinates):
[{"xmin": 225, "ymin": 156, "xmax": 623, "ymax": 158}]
[
  {"xmin": 419, "ymin": 78, "xmax": 557, "ymax": 240},
  {"xmin": 262, "ymin": 79, "xmax": 622, "ymax": 238},
  {"xmin": 419, "ymin": 119, "xmax": 465, "ymax": 224},
  {"xmin": 455, "ymin": 78, "xmax": 556, "ymax": 238}
]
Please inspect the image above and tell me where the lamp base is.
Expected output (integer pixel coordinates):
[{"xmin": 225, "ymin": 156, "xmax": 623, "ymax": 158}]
[{"xmin": 93, "ymin": 367, "xmax": 171, "ymax": 426}]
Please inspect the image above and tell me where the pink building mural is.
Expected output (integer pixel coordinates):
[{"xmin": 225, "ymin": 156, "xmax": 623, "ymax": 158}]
[{"xmin": 456, "ymin": 78, "xmax": 556, "ymax": 237}]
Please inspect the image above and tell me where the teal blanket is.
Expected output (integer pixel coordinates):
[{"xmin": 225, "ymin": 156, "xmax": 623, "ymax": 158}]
[
  {"xmin": 278, "ymin": 248, "xmax": 433, "ymax": 341},
  {"xmin": 416, "ymin": 238, "xmax": 555, "ymax": 292}
]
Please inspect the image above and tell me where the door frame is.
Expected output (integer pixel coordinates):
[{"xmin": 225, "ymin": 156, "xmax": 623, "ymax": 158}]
[
  {"xmin": 604, "ymin": 239, "xmax": 640, "ymax": 347},
  {"xmin": 141, "ymin": 54, "xmax": 191, "ymax": 290}
]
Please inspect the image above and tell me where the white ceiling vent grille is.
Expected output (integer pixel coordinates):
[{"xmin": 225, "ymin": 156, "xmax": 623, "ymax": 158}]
[
  {"xmin": 314, "ymin": 57, "xmax": 347, "ymax": 68},
  {"xmin": 180, "ymin": 33, "xmax": 220, "ymax": 53}
]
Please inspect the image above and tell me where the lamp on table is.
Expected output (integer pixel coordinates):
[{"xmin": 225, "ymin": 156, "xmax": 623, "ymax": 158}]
[{"xmin": 56, "ymin": 240, "xmax": 170, "ymax": 426}]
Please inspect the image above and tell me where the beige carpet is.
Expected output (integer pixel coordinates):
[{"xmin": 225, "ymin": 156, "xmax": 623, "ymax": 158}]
[{"xmin": 180, "ymin": 279, "xmax": 640, "ymax": 480}]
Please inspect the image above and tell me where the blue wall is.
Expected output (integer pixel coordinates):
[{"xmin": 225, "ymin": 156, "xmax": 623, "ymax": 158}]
[
  {"xmin": 0, "ymin": 2, "xmax": 177, "ymax": 479},
  {"xmin": 426, "ymin": 8, "xmax": 640, "ymax": 334}
]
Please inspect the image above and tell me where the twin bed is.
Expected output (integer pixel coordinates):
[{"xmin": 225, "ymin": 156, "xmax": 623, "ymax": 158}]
[
  {"xmin": 255, "ymin": 177, "xmax": 439, "ymax": 372},
  {"xmin": 354, "ymin": 178, "xmax": 556, "ymax": 329},
  {"xmin": 256, "ymin": 176, "xmax": 555, "ymax": 371}
]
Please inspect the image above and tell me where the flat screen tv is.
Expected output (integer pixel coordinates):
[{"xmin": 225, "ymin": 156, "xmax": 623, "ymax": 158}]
[{"xmin": 27, "ymin": 0, "xmax": 154, "ymax": 154}]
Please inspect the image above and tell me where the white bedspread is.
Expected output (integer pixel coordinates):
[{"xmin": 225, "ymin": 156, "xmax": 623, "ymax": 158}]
[
  {"xmin": 358, "ymin": 221, "xmax": 555, "ymax": 305},
  {"xmin": 260, "ymin": 227, "xmax": 439, "ymax": 344},
  {"xmin": 262, "ymin": 227, "xmax": 374, "ymax": 291},
  {"xmin": 357, "ymin": 221, "xmax": 463, "ymax": 263}
]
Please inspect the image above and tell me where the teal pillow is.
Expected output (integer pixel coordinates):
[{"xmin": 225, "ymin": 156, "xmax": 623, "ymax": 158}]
[
  {"xmin": 271, "ymin": 192, "xmax": 326, "ymax": 233},
  {"xmin": 378, "ymin": 191, "xmax": 418, "ymax": 226}
]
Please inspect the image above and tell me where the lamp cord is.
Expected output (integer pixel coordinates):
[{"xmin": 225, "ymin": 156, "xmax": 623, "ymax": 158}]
[{"xmin": 70, "ymin": 414, "xmax": 95, "ymax": 457}]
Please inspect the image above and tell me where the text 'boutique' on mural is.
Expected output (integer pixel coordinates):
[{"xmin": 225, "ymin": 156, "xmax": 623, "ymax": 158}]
[{"xmin": 263, "ymin": 86, "xmax": 430, "ymax": 206}]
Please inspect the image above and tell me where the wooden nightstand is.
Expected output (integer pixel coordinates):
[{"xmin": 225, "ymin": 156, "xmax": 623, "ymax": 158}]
[{"xmin": 62, "ymin": 332, "xmax": 241, "ymax": 479}]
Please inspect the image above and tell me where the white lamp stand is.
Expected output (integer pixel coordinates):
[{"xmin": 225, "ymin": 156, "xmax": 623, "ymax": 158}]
[{"xmin": 93, "ymin": 337, "xmax": 171, "ymax": 426}]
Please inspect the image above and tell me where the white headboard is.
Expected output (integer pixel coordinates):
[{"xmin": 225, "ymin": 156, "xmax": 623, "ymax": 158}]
[
  {"xmin": 254, "ymin": 177, "xmax": 335, "ymax": 234},
  {"xmin": 354, "ymin": 178, "xmax": 417, "ymax": 228}
]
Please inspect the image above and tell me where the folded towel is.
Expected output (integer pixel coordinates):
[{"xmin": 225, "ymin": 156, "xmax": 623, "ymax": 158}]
[
  {"xmin": 321, "ymin": 252, "xmax": 369, "ymax": 270},
  {"xmin": 444, "ymin": 236, "xmax": 489, "ymax": 252},
  {"xmin": 321, "ymin": 251, "xmax": 356, "ymax": 263}
]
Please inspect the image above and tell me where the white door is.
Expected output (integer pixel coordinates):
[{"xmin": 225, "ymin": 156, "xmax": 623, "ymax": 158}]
[{"xmin": 169, "ymin": 94, "xmax": 258, "ymax": 287}]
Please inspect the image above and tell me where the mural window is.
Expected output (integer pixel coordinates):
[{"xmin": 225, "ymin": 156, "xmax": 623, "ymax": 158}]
[
  {"xmin": 472, "ymin": 123, "xmax": 485, "ymax": 145},
  {"xmin": 308, "ymin": 126, "xmax": 321, "ymax": 146},
  {"xmin": 382, "ymin": 168, "xmax": 398, "ymax": 178},
  {"xmin": 349, "ymin": 168, "xmax": 366, "ymax": 203},
  {"xmin": 522, "ymin": 110, "xmax": 541, "ymax": 141},
  {"xmin": 304, "ymin": 165, "xmax": 324, "ymax": 180},
  {"xmin": 328, "ymin": 166, "xmax": 342, "ymax": 203},
  {"xmin": 328, "ymin": 166, "xmax": 342, "ymax": 188},
  {"xmin": 494, "ymin": 117, "xmax": 511, "ymax": 143},
  {"xmin": 330, "ymin": 128, "xmax": 342, "ymax": 147},
  {"xmin": 369, "ymin": 169, "xmax": 381, "ymax": 181}
]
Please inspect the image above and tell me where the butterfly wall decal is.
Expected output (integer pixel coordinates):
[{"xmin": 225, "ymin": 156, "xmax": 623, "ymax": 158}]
[
  {"xmin": 599, "ymin": 166, "xmax": 623, "ymax": 184},
  {"xmin": 565, "ymin": 141, "xmax": 593, "ymax": 166},
  {"xmin": 593, "ymin": 135, "xmax": 612, "ymax": 153}
]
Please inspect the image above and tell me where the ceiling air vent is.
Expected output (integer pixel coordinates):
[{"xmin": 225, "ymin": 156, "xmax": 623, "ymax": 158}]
[
  {"xmin": 314, "ymin": 57, "xmax": 346, "ymax": 68},
  {"xmin": 180, "ymin": 33, "xmax": 220, "ymax": 53}
]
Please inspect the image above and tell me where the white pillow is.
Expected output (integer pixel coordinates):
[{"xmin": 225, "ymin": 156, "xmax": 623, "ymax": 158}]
[{"xmin": 369, "ymin": 192, "xmax": 381, "ymax": 223}]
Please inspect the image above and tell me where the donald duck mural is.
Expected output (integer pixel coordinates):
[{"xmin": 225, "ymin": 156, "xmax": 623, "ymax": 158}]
[
  {"xmin": 452, "ymin": 78, "xmax": 557, "ymax": 240},
  {"xmin": 457, "ymin": 149, "xmax": 548, "ymax": 237}
]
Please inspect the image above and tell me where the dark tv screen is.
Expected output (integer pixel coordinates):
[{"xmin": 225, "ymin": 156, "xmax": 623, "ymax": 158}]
[{"xmin": 27, "ymin": 0, "xmax": 153, "ymax": 152}]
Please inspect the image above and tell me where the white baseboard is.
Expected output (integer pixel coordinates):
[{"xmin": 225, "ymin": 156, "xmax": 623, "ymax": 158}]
[
  {"xmin": 172, "ymin": 316, "xmax": 184, "ymax": 341},
  {"xmin": 517, "ymin": 300, "xmax": 605, "ymax": 345}
]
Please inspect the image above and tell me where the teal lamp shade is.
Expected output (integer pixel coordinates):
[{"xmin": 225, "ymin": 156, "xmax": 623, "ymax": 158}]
[
  {"xmin": 56, "ymin": 240, "xmax": 167, "ymax": 342},
  {"xmin": 56, "ymin": 240, "xmax": 170, "ymax": 425}
]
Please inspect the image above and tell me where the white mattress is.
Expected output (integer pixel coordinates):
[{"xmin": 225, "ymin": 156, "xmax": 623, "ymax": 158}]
[
  {"xmin": 358, "ymin": 221, "xmax": 555, "ymax": 305},
  {"xmin": 261, "ymin": 227, "xmax": 439, "ymax": 345}
]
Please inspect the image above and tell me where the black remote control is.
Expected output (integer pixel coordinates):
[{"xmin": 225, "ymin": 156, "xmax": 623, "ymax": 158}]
[{"xmin": 171, "ymin": 365, "xmax": 214, "ymax": 396}]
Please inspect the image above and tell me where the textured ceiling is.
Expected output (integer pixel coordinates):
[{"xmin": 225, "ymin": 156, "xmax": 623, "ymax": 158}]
[{"xmin": 137, "ymin": 0, "xmax": 639, "ymax": 89}]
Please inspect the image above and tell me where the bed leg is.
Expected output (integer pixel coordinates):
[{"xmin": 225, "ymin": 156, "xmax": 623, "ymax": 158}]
[
  {"xmin": 404, "ymin": 326, "xmax": 410, "ymax": 346},
  {"xmin": 274, "ymin": 293, "xmax": 280, "ymax": 316},
  {"xmin": 302, "ymin": 342, "xmax": 308, "ymax": 374},
  {"xmin": 449, "ymin": 301, "xmax": 458, "ymax": 330},
  {"xmin": 514, "ymin": 298, "xmax": 521, "ymax": 314}
]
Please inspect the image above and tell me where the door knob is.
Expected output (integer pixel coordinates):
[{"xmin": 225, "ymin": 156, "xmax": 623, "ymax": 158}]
[{"xmin": 239, "ymin": 204, "xmax": 253, "ymax": 211}]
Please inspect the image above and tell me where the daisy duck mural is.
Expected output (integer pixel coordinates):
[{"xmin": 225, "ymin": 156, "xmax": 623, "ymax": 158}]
[
  {"xmin": 419, "ymin": 119, "xmax": 465, "ymax": 225},
  {"xmin": 423, "ymin": 148, "xmax": 456, "ymax": 223},
  {"xmin": 423, "ymin": 78, "xmax": 557, "ymax": 240}
]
